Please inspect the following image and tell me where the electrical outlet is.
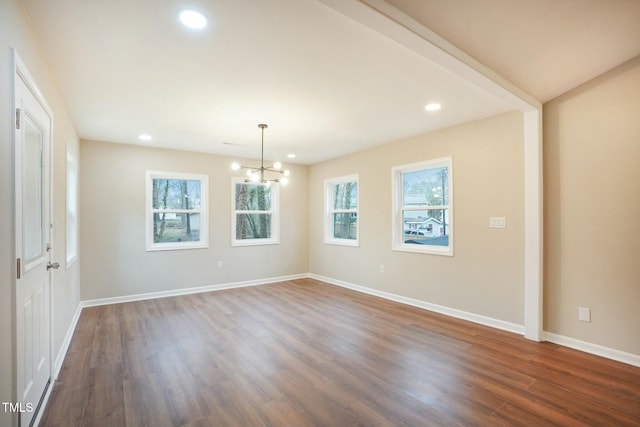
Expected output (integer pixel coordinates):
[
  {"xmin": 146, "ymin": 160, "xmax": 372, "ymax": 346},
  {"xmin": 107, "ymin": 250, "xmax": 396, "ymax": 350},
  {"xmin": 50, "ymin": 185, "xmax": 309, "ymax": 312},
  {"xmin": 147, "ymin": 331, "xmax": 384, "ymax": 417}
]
[
  {"xmin": 578, "ymin": 307, "xmax": 591, "ymax": 322},
  {"xmin": 217, "ymin": 261, "xmax": 223, "ymax": 269},
  {"xmin": 379, "ymin": 264, "xmax": 385, "ymax": 273}
]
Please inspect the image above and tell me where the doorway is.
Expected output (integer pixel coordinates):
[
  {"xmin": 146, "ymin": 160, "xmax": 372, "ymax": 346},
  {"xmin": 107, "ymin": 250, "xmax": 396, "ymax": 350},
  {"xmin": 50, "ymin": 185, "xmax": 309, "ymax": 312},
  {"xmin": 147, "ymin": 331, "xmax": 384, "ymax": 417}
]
[{"xmin": 14, "ymin": 50, "xmax": 55, "ymax": 427}]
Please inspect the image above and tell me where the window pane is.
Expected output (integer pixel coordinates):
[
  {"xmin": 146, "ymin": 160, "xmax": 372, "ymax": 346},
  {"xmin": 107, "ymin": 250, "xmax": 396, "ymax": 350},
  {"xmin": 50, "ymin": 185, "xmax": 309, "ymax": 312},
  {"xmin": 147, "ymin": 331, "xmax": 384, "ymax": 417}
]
[
  {"xmin": 402, "ymin": 167, "xmax": 449, "ymax": 206},
  {"xmin": 23, "ymin": 117, "xmax": 44, "ymax": 263},
  {"xmin": 67, "ymin": 152, "xmax": 78, "ymax": 263},
  {"xmin": 333, "ymin": 182, "xmax": 358, "ymax": 210},
  {"xmin": 235, "ymin": 184, "xmax": 271, "ymax": 211},
  {"xmin": 333, "ymin": 213, "xmax": 357, "ymax": 239},
  {"xmin": 402, "ymin": 209, "xmax": 449, "ymax": 246},
  {"xmin": 236, "ymin": 214, "xmax": 272, "ymax": 239},
  {"xmin": 152, "ymin": 179, "xmax": 201, "ymax": 210},
  {"xmin": 153, "ymin": 213, "xmax": 201, "ymax": 243}
]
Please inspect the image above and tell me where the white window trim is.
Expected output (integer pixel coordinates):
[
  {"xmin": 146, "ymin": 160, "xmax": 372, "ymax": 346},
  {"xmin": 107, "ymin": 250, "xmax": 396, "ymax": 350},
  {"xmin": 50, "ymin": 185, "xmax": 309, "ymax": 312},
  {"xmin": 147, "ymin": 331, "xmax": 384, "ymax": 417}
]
[
  {"xmin": 391, "ymin": 157, "xmax": 453, "ymax": 256},
  {"xmin": 66, "ymin": 147, "xmax": 78, "ymax": 268},
  {"xmin": 324, "ymin": 174, "xmax": 359, "ymax": 247},
  {"xmin": 231, "ymin": 177, "xmax": 280, "ymax": 246},
  {"xmin": 145, "ymin": 170, "xmax": 209, "ymax": 251}
]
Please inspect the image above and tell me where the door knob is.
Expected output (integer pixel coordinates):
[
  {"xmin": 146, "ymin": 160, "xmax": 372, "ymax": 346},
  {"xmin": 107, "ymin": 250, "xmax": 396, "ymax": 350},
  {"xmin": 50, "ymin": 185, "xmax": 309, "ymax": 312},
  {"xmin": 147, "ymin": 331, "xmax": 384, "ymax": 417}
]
[{"xmin": 47, "ymin": 262, "xmax": 60, "ymax": 270}]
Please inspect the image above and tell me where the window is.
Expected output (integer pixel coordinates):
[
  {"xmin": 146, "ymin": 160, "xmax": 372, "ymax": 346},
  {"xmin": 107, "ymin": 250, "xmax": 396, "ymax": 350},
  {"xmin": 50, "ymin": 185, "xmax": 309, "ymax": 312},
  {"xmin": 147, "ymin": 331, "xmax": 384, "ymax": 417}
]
[
  {"xmin": 325, "ymin": 175, "xmax": 359, "ymax": 246},
  {"xmin": 66, "ymin": 149, "xmax": 78, "ymax": 267},
  {"xmin": 232, "ymin": 178, "xmax": 279, "ymax": 246},
  {"xmin": 146, "ymin": 171, "xmax": 208, "ymax": 251},
  {"xmin": 392, "ymin": 157, "xmax": 452, "ymax": 256}
]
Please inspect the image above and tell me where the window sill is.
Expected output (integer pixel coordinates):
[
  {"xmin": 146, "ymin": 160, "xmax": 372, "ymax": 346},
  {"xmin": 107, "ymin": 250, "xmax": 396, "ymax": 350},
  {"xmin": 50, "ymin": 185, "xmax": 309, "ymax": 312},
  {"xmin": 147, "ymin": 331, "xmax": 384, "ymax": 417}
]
[
  {"xmin": 146, "ymin": 242, "xmax": 209, "ymax": 252},
  {"xmin": 231, "ymin": 239, "xmax": 280, "ymax": 247},
  {"xmin": 392, "ymin": 244, "xmax": 453, "ymax": 256},
  {"xmin": 324, "ymin": 239, "xmax": 359, "ymax": 247}
]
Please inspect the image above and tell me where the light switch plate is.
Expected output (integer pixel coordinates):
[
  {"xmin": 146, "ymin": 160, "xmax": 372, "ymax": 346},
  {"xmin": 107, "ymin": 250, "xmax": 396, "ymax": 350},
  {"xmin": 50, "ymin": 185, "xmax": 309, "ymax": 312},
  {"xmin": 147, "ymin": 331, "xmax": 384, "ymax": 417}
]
[{"xmin": 489, "ymin": 217, "xmax": 506, "ymax": 228}]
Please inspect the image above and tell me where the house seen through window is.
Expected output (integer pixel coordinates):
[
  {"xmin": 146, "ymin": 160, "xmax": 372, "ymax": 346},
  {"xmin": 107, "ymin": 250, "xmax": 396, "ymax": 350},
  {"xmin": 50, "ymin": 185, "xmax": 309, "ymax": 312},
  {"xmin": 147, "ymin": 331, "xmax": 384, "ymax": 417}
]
[{"xmin": 392, "ymin": 157, "xmax": 452, "ymax": 256}]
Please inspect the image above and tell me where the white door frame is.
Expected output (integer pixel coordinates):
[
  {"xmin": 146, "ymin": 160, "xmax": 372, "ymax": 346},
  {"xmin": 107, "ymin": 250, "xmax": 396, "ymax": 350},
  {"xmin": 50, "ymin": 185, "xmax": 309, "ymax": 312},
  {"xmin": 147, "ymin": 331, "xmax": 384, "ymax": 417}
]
[{"xmin": 12, "ymin": 48, "xmax": 55, "ymax": 427}]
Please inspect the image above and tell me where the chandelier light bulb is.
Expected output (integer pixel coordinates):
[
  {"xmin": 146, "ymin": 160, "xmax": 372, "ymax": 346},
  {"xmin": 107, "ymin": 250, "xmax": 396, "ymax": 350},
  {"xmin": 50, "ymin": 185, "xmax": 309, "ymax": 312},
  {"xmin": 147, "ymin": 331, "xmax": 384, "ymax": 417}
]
[
  {"xmin": 229, "ymin": 124, "xmax": 291, "ymax": 186},
  {"xmin": 283, "ymin": 170, "xmax": 290, "ymax": 176}
]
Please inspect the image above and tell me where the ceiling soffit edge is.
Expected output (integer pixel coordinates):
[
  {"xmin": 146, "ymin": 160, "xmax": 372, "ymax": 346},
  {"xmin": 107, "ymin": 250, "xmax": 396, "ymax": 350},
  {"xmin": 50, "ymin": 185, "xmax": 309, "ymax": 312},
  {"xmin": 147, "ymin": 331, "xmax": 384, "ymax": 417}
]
[{"xmin": 318, "ymin": 0, "xmax": 541, "ymax": 112}]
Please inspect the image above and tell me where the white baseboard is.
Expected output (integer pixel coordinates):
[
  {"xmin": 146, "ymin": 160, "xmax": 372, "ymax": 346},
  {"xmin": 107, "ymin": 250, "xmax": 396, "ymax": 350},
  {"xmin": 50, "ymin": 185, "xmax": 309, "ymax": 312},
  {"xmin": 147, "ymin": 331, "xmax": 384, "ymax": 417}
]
[
  {"xmin": 544, "ymin": 332, "xmax": 640, "ymax": 368},
  {"xmin": 80, "ymin": 273, "xmax": 308, "ymax": 308},
  {"xmin": 52, "ymin": 302, "xmax": 82, "ymax": 379},
  {"xmin": 308, "ymin": 273, "xmax": 525, "ymax": 335}
]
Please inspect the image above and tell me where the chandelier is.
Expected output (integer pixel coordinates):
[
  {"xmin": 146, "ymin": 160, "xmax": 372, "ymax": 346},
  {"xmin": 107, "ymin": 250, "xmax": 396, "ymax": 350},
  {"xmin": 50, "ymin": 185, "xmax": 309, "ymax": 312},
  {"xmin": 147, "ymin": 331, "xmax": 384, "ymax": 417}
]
[{"xmin": 231, "ymin": 124, "xmax": 290, "ymax": 185}]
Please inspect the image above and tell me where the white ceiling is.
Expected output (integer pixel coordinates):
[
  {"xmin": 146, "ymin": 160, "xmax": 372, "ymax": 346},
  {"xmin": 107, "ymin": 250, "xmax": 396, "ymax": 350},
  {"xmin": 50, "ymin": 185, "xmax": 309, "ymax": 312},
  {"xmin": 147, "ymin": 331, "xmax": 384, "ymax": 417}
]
[{"xmin": 21, "ymin": 0, "xmax": 640, "ymax": 165}]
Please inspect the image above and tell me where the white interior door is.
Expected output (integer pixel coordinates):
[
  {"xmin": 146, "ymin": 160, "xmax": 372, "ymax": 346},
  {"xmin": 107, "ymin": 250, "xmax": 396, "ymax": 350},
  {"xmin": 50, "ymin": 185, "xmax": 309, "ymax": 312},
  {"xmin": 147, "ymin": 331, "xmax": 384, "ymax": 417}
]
[{"xmin": 15, "ymin": 54, "xmax": 54, "ymax": 427}]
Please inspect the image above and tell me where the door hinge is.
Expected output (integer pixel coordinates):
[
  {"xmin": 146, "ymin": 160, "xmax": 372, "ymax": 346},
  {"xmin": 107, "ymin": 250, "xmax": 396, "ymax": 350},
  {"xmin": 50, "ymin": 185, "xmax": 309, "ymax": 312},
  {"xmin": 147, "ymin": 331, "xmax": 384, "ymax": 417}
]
[
  {"xmin": 16, "ymin": 108, "xmax": 21, "ymax": 130},
  {"xmin": 17, "ymin": 258, "xmax": 21, "ymax": 279}
]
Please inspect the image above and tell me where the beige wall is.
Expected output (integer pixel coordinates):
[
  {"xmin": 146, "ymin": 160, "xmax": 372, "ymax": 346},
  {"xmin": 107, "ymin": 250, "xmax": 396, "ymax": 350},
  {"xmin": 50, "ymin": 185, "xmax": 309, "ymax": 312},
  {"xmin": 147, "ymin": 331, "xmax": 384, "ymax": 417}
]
[
  {"xmin": 79, "ymin": 140, "xmax": 308, "ymax": 300},
  {"xmin": 2, "ymin": 7, "xmax": 637, "ymax": 425},
  {"xmin": 0, "ymin": 1, "xmax": 81, "ymax": 426},
  {"xmin": 544, "ymin": 56, "xmax": 640, "ymax": 355},
  {"xmin": 309, "ymin": 111, "xmax": 525, "ymax": 325}
]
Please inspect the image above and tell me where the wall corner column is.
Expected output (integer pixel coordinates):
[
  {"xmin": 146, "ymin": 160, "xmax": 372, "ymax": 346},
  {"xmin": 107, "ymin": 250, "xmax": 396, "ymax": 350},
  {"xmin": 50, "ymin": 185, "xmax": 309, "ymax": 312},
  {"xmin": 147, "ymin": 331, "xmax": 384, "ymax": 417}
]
[{"xmin": 523, "ymin": 108, "xmax": 543, "ymax": 341}]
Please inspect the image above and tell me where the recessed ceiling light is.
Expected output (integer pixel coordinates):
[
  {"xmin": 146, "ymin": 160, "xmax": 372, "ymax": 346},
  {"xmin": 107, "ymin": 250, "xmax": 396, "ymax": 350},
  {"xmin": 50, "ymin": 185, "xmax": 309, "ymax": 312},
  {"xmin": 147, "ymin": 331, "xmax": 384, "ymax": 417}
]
[
  {"xmin": 179, "ymin": 9, "xmax": 207, "ymax": 30},
  {"xmin": 287, "ymin": 153, "xmax": 296, "ymax": 159},
  {"xmin": 425, "ymin": 103, "xmax": 442, "ymax": 112},
  {"xmin": 139, "ymin": 134, "xmax": 152, "ymax": 141}
]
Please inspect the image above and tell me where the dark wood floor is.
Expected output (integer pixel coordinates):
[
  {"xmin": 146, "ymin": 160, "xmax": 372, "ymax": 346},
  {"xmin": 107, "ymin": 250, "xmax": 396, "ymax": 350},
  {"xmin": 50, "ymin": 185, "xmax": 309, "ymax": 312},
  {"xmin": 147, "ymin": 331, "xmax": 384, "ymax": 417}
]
[{"xmin": 41, "ymin": 278, "xmax": 640, "ymax": 427}]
